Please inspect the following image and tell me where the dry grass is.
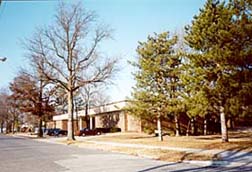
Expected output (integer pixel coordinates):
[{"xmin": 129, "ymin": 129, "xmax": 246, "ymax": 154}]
[
  {"xmin": 71, "ymin": 141, "xmax": 219, "ymax": 162},
  {"xmin": 56, "ymin": 129, "xmax": 252, "ymax": 162},
  {"xmin": 89, "ymin": 130, "xmax": 252, "ymax": 152}
]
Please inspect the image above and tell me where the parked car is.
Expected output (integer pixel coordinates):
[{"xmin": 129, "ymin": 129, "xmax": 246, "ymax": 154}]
[
  {"xmin": 54, "ymin": 129, "xmax": 67, "ymax": 137},
  {"xmin": 46, "ymin": 128, "xmax": 59, "ymax": 136},
  {"xmin": 95, "ymin": 127, "xmax": 110, "ymax": 133},
  {"xmin": 95, "ymin": 127, "xmax": 121, "ymax": 133},
  {"xmin": 45, "ymin": 128, "xmax": 67, "ymax": 136},
  {"xmin": 76, "ymin": 128, "xmax": 101, "ymax": 136}
]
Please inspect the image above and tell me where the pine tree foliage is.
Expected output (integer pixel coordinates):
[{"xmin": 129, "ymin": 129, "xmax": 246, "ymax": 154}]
[
  {"xmin": 180, "ymin": 57, "xmax": 211, "ymax": 119},
  {"xmin": 185, "ymin": 0, "xmax": 252, "ymax": 141},
  {"xmin": 128, "ymin": 32, "xmax": 182, "ymax": 136},
  {"xmin": 228, "ymin": 0, "xmax": 252, "ymax": 118}
]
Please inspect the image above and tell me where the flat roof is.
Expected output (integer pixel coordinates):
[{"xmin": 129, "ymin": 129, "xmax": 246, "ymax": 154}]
[{"xmin": 53, "ymin": 100, "xmax": 127, "ymax": 121}]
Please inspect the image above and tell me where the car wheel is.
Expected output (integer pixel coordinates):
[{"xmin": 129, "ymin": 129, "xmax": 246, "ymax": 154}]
[
  {"xmin": 82, "ymin": 133, "xmax": 86, "ymax": 136},
  {"xmin": 97, "ymin": 132, "xmax": 101, "ymax": 135}
]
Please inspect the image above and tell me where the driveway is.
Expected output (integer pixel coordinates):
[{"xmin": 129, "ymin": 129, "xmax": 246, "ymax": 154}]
[{"xmin": 0, "ymin": 134, "xmax": 251, "ymax": 172}]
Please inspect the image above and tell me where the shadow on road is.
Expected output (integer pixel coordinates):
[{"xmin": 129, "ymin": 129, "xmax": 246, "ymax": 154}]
[
  {"xmin": 138, "ymin": 146, "xmax": 252, "ymax": 172},
  {"xmin": 138, "ymin": 162, "xmax": 252, "ymax": 172},
  {"xmin": 169, "ymin": 165, "xmax": 252, "ymax": 172},
  {"xmin": 137, "ymin": 162, "xmax": 179, "ymax": 172},
  {"xmin": 214, "ymin": 147, "xmax": 252, "ymax": 166}
]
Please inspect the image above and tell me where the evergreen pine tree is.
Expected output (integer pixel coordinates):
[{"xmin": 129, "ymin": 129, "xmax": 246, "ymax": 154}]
[
  {"xmin": 185, "ymin": 0, "xmax": 252, "ymax": 142},
  {"xmin": 128, "ymin": 32, "xmax": 182, "ymax": 140}
]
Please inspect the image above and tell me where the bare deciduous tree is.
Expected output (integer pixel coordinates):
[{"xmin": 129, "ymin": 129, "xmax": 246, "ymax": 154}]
[
  {"xmin": 25, "ymin": 3, "xmax": 117, "ymax": 140},
  {"xmin": 0, "ymin": 89, "xmax": 9, "ymax": 133},
  {"xmin": 7, "ymin": 95, "xmax": 22, "ymax": 134},
  {"xmin": 77, "ymin": 84, "xmax": 110, "ymax": 129}
]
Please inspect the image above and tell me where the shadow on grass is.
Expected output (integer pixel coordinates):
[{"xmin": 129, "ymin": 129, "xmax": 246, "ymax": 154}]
[
  {"xmin": 228, "ymin": 132, "xmax": 252, "ymax": 139},
  {"xmin": 111, "ymin": 134, "xmax": 156, "ymax": 140},
  {"xmin": 195, "ymin": 139, "xmax": 252, "ymax": 151},
  {"xmin": 195, "ymin": 130, "xmax": 252, "ymax": 140},
  {"xmin": 195, "ymin": 136, "xmax": 221, "ymax": 140},
  {"xmin": 130, "ymin": 135, "xmax": 156, "ymax": 140}
]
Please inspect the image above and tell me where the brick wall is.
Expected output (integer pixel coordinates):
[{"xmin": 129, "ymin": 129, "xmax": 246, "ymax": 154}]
[
  {"xmin": 95, "ymin": 111, "xmax": 121, "ymax": 128},
  {"xmin": 54, "ymin": 110, "xmax": 142, "ymax": 133},
  {"xmin": 94, "ymin": 111, "xmax": 141, "ymax": 132}
]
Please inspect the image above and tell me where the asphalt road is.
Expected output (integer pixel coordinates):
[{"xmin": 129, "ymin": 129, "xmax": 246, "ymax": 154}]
[{"xmin": 0, "ymin": 134, "xmax": 251, "ymax": 172}]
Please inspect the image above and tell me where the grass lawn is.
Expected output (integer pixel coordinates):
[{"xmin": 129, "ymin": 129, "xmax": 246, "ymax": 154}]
[
  {"xmin": 87, "ymin": 129, "xmax": 252, "ymax": 151},
  {"xmin": 60, "ymin": 128, "xmax": 252, "ymax": 162}
]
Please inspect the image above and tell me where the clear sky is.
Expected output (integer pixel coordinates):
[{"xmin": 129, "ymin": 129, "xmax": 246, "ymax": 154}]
[{"xmin": 0, "ymin": 0, "xmax": 206, "ymax": 101}]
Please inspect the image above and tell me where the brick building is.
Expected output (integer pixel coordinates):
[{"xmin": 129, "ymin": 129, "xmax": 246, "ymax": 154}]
[{"xmin": 52, "ymin": 100, "xmax": 142, "ymax": 133}]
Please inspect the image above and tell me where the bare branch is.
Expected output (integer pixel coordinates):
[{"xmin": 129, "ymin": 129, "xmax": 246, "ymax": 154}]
[
  {"xmin": 23, "ymin": 2, "xmax": 118, "ymax": 140},
  {"xmin": 77, "ymin": 27, "xmax": 111, "ymax": 68},
  {"xmin": 74, "ymin": 58, "xmax": 118, "ymax": 91},
  {"xmin": 44, "ymin": 29, "xmax": 67, "ymax": 63}
]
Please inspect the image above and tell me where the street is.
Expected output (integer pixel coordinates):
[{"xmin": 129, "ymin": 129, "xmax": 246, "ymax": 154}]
[{"xmin": 0, "ymin": 134, "xmax": 251, "ymax": 172}]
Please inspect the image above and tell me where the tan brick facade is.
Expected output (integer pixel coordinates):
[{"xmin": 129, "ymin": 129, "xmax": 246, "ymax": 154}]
[
  {"xmin": 52, "ymin": 101, "xmax": 142, "ymax": 133},
  {"xmin": 126, "ymin": 112, "xmax": 142, "ymax": 132},
  {"xmin": 93, "ymin": 111, "xmax": 141, "ymax": 132}
]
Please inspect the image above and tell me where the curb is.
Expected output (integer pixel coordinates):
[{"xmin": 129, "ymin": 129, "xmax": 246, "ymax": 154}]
[
  {"xmin": 183, "ymin": 160, "xmax": 246, "ymax": 167},
  {"xmin": 11, "ymin": 134, "xmax": 34, "ymax": 139},
  {"xmin": 11, "ymin": 134, "xmax": 66, "ymax": 145},
  {"xmin": 85, "ymin": 141, "xmax": 250, "ymax": 168},
  {"xmin": 182, "ymin": 160, "xmax": 224, "ymax": 167}
]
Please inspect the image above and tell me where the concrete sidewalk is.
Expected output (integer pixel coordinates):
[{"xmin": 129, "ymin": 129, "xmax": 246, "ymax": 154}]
[{"xmin": 84, "ymin": 140, "xmax": 252, "ymax": 167}]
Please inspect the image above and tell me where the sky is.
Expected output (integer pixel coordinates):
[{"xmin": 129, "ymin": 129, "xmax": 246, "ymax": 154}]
[{"xmin": 0, "ymin": 0, "xmax": 206, "ymax": 102}]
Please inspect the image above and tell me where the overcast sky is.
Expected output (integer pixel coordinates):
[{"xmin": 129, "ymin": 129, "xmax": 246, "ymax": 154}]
[{"xmin": 0, "ymin": 0, "xmax": 206, "ymax": 101}]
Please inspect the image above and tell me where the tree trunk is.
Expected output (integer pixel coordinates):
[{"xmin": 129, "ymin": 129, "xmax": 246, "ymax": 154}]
[
  {"xmin": 229, "ymin": 116, "xmax": 234, "ymax": 129},
  {"xmin": 186, "ymin": 120, "xmax": 191, "ymax": 136},
  {"xmin": 5, "ymin": 122, "xmax": 9, "ymax": 133},
  {"xmin": 75, "ymin": 103, "xmax": 79, "ymax": 131},
  {"xmin": 175, "ymin": 114, "xmax": 180, "ymax": 136},
  {"xmin": 157, "ymin": 115, "xmax": 163, "ymax": 141},
  {"xmin": 231, "ymin": 117, "xmax": 235, "ymax": 129},
  {"xmin": 220, "ymin": 106, "xmax": 228, "ymax": 142},
  {"xmin": 12, "ymin": 120, "xmax": 15, "ymax": 134},
  {"xmin": 191, "ymin": 117, "xmax": 195, "ymax": 135},
  {"xmin": 67, "ymin": 90, "xmax": 75, "ymax": 140},
  {"xmin": 38, "ymin": 79, "xmax": 43, "ymax": 138},
  {"xmin": 38, "ymin": 117, "xmax": 43, "ymax": 137},
  {"xmin": 85, "ymin": 103, "xmax": 90, "ymax": 129},
  {"xmin": 0, "ymin": 121, "xmax": 3, "ymax": 133},
  {"xmin": 204, "ymin": 118, "xmax": 207, "ymax": 136}
]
